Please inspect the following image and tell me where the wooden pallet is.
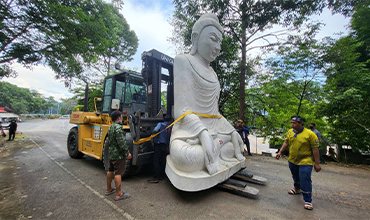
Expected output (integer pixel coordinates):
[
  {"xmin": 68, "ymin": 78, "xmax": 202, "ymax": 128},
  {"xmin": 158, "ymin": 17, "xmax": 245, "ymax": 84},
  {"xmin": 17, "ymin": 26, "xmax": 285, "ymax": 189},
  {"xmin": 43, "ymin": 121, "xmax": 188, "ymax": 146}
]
[
  {"xmin": 217, "ymin": 169, "xmax": 267, "ymax": 198},
  {"xmin": 217, "ymin": 179, "xmax": 259, "ymax": 198},
  {"xmin": 232, "ymin": 169, "xmax": 267, "ymax": 185}
]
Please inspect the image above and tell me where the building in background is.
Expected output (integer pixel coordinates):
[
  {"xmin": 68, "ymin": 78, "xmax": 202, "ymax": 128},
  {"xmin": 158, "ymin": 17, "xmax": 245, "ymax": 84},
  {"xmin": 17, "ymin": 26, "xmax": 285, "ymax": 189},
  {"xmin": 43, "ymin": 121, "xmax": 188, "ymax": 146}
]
[{"xmin": 0, "ymin": 107, "xmax": 20, "ymax": 123}]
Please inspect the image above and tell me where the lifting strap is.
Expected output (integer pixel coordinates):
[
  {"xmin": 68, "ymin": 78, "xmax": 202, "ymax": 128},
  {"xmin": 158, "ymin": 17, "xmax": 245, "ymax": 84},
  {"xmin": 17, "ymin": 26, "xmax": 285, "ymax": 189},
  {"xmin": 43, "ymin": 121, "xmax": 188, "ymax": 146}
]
[{"xmin": 133, "ymin": 111, "xmax": 222, "ymax": 145}]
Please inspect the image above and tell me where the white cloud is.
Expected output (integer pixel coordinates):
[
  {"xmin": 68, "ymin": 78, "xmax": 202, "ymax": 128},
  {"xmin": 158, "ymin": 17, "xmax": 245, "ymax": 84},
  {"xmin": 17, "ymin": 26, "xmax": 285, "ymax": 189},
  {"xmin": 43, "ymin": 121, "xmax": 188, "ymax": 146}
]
[
  {"xmin": 4, "ymin": 63, "xmax": 73, "ymax": 101},
  {"xmin": 120, "ymin": 0, "xmax": 176, "ymax": 70},
  {"xmin": 311, "ymin": 8, "xmax": 350, "ymax": 39}
]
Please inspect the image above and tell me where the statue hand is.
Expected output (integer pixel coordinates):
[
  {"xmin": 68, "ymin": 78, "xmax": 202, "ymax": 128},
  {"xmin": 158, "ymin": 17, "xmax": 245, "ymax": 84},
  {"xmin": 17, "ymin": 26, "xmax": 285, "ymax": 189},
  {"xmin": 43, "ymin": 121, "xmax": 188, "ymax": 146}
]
[{"xmin": 186, "ymin": 138, "xmax": 200, "ymax": 145}]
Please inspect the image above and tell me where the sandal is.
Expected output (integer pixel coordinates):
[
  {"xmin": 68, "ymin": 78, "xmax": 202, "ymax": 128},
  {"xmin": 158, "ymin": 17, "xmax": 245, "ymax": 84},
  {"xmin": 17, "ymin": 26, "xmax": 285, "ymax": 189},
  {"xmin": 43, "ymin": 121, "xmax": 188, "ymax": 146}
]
[
  {"xmin": 288, "ymin": 188, "xmax": 302, "ymax": 195},
  {"xmin": 304, "ymin": 202, "xmax": 313, "ymax": 210},
  {"xmin": 105, "ymin": 188, "xmax": 116, "ymax": 196},
  {"xmin": 114, "ymin": 193, "xmax": 130, "ymax": 201}
]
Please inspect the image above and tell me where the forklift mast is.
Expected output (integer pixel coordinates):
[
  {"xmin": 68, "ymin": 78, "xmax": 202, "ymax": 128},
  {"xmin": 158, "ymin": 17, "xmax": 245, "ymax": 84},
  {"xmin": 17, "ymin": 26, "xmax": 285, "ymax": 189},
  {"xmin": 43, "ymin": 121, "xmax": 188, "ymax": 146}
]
[{"xmin": 141, "ymin": 49, "xmax": 174, "ymax": 118}]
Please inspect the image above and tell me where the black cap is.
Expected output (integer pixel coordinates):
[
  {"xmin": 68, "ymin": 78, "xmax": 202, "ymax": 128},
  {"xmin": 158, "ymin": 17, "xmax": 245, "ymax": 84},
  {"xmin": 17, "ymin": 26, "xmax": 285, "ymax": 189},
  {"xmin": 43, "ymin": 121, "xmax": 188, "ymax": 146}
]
[{"xmin": 291, "ymin": 115, "xmax": 305, "ymax": 123}]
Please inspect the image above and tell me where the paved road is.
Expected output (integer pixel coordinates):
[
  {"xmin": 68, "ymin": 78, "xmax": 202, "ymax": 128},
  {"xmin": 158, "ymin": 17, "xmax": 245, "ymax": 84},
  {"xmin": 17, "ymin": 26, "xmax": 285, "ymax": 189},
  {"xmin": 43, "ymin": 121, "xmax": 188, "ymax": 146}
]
[{"xmin": 1, "ymin": 119, "xmax": 370, "ymax": 219}]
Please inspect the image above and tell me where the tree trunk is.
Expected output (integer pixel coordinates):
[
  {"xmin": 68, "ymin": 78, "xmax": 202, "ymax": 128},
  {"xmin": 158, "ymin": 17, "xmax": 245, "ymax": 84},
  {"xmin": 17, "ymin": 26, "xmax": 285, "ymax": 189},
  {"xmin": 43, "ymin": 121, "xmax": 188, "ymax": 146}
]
[{"xmin": 239, "ymin": 5, "xmax": 246, "ymax": 120}]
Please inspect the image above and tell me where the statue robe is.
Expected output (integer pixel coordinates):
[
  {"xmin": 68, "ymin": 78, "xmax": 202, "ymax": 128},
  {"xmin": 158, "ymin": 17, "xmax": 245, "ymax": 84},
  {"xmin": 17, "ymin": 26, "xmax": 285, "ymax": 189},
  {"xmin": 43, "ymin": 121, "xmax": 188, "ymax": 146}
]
[{"xmin": 171, "ymin": 54, "xmax": 234, "ymax": 142}]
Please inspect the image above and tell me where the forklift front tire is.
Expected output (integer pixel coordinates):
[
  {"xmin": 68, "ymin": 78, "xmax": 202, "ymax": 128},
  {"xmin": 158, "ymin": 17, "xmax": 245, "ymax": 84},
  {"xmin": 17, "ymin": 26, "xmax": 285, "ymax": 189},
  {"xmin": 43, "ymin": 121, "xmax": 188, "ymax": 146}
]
[{"xmin": 67, "ymin": 127, "xmax": 84, "ymax": 158}]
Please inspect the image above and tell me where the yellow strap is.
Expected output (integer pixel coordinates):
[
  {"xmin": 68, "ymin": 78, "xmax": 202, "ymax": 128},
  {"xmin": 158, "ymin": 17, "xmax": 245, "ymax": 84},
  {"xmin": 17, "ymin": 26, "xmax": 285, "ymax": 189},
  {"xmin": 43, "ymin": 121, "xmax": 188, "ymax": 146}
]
[{"xmin": 133, "ymin": 111, "xmax": 222, "ymax": 145}]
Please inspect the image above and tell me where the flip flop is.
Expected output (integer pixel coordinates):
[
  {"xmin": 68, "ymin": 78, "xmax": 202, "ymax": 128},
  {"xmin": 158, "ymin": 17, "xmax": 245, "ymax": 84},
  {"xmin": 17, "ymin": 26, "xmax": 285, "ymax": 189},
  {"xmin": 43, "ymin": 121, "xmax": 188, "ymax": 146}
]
[
  {"xmin": 114, "ymin": 193, "xmax": 130, "ymax": 201},
  {"xmin": 105, "ymin": 188, "xmax": 116, "ymax": 196},
  {"xmin": 288, "ymin": 188, "xmax": 302, "ymax": 195},
  {"xmin": 304, "ymin": 202, "xmax": 313, "ymax": 210}
]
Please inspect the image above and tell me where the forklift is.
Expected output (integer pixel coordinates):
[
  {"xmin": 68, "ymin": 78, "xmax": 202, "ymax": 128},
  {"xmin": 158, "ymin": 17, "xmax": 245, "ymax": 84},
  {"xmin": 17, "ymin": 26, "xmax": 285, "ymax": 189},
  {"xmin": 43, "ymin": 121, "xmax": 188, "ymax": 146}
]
[{"xmin": 67, "ymin": 49, "xmax": 174, "ymax": 177}]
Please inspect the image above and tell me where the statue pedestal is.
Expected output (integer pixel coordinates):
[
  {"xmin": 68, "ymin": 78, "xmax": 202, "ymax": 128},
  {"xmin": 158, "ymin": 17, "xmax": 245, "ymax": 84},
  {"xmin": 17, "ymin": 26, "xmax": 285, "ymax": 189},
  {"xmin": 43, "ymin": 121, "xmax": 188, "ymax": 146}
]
[{"xmin": 165, "ymin": 156, "xmax": 247, "ymax": 192}]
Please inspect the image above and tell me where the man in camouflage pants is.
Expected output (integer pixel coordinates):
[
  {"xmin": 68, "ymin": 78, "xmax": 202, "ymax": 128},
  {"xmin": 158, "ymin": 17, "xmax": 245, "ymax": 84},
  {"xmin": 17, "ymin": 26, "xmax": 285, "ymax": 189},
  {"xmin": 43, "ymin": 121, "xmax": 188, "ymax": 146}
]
[{"xmin": 105, "ymin": 111, "xmax": 132, "ymax": 201}]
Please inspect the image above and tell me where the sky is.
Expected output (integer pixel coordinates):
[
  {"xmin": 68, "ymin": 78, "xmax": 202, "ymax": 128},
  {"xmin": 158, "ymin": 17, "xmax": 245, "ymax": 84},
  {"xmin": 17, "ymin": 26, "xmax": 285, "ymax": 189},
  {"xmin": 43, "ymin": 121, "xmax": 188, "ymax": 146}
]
[{"xmin": 3, "ymin": 0, "xmax": 350, "ymax": 102}]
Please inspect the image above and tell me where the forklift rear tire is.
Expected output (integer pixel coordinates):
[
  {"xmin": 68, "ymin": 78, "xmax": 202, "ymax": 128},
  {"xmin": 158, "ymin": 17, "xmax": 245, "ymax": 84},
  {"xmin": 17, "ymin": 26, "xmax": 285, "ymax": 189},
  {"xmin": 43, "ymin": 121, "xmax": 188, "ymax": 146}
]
[{"xmin": 67, "ymin": 127, "xmax": 84, "ymax": 158}]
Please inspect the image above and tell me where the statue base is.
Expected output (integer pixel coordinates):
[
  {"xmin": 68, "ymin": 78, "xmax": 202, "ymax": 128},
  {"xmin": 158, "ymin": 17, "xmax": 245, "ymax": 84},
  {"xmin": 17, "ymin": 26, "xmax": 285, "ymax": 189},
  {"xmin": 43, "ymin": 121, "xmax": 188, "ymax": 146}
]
[{"xmin": 165, "ymin": 156, "xmax": 247, "ymax": 192}]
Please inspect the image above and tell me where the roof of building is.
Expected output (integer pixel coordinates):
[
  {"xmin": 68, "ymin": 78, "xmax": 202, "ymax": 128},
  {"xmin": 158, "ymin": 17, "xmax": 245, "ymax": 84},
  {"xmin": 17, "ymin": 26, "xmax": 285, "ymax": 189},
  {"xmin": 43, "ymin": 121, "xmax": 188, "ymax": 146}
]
[
  {"xmin": 0, "ymin": 107, "xmax": 14, "ymax": 113},
  {"xmin": 0, "ymin": 113, "xmax": 19, "ymax": 118}
]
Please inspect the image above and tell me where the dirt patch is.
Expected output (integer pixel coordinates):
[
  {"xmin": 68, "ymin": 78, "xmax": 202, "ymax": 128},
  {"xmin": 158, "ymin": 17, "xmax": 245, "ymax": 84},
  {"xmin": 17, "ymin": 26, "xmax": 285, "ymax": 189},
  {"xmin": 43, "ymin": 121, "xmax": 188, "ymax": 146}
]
[{"xmin": 0, "ymin": 135, "xmax": 36, "ymax": 220}]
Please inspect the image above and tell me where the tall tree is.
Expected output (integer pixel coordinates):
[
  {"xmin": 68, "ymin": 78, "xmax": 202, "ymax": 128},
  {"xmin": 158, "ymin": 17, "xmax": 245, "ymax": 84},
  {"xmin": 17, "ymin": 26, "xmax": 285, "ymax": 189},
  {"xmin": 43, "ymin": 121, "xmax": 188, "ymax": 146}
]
[
  {"xmin": 321, "ymin": 0, "xmax": 370, "ymax": 151},
  {"xmin": 170, "ymin": 0, "xmax": 358, "ymax": 120},
  {"xmin": 80, "ymin": 3, "xmax": 138, "ymax": 82},
  {"xmin": 0, "ymin": 82, "xmax": 47, "ymax": 114},
  {"xmin": 0, "ymin": 0, "xmax": 138, "ymax": 86},
  {"xmin": 59, "ymin": 98, "xmax": 77, "ymax": 115},
  {"xmin": 266, "ymin": 38, "xmax": 327, "ymax": 115}
]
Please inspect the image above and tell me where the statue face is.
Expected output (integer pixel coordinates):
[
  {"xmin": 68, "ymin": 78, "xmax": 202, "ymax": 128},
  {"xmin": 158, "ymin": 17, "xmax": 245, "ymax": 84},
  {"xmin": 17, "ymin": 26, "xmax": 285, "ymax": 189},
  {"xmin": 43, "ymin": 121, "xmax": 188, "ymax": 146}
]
[{"xmin": 196, "ymin": 26, "xmax": 222, "ymax": 63}]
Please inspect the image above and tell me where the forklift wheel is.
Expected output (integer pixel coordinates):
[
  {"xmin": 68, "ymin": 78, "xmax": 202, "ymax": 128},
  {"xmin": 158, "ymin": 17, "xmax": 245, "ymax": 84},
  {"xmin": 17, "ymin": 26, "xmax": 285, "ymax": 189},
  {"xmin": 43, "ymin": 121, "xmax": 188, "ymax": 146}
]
[{"xmin": 67, "ymin": 127, "xmax": 84, "ymax": 158}]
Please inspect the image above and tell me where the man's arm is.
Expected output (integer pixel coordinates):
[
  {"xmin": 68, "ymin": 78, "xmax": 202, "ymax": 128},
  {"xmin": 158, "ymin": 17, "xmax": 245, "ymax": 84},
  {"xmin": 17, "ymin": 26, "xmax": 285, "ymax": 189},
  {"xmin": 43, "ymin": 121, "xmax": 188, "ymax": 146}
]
[
  {"xmin": 309, "ymin": 132, "xmax": 321, "ymax": 172},
  {"xmin": 275, "ymin": 141, "xmax": 289, "ymax": 159},
  {"xmin": 115, "ymin": 127, "xmax": 131, "ymax": 159},
  {"xmin": 152, "ymin": 123, "xmax": 161, "ymax": 134},
  {"xmin": 312, "ymin": 147, "xmax": 321, "ymax": 172}
]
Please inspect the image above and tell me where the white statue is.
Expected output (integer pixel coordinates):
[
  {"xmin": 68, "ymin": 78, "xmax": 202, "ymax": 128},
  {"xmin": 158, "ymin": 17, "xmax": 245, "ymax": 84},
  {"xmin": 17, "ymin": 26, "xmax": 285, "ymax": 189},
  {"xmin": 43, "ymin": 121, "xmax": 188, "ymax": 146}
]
[{"xmin": 165, "ymin": 13, "xmax": 246, "ymax": 191}]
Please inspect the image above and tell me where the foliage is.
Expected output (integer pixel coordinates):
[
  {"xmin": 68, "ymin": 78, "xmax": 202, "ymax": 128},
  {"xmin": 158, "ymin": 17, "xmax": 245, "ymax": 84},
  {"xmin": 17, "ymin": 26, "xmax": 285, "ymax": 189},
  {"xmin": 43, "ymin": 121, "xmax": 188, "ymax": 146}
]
[
  {"xmin": 239, "ymin": 36, "xmax": 328, "ymax": 141},
  {"xmin": 161, "ymin": 91, "xmax": 167, "ymax": 109},
  {"xmin": 320, "ymin": 1, "xmax": 370, "ymax": 151},
  {"xmin": 71, "ymin": 82, "xmax": 103, "ymax": 112},
  {"xmin": 0, "ymin": 82, "xmax": 57, "ymax": 114},
  {"xmin": 0, "ymin": 0, "xmax": 138, "ymax": 86},
  {"xmin": 73, "ymin": 105, "xmax": 84, "ymax": 112},
  {"xmin": 170, "ymin": 0, "xmax": 353, "ymax": 120},
  {"xmin": 59, "ymin": 99, "xmax": 76, "ymax": 115},
  {"xmin": 42, "ymin": 96, "xmax": 58, "ymax": 115},
  {"xmin": 79, "ymin": 2, "xmax": 138, "ymax": 82}
]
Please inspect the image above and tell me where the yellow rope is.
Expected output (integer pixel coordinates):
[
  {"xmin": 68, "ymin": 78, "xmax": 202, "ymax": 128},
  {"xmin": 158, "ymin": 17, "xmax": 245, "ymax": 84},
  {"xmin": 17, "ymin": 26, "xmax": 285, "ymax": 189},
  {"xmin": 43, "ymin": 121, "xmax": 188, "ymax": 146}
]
[{"xmin": 133, "ymin": 111, "xmax": 222, "ymax": 145}]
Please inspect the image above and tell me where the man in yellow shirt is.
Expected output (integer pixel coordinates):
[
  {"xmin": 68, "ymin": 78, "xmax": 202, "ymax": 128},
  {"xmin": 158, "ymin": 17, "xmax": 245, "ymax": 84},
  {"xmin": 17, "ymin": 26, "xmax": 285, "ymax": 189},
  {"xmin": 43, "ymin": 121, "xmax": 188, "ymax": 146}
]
[{"xmin": 276, "ymin": 116, "xmax": 321, "ymax": 210}]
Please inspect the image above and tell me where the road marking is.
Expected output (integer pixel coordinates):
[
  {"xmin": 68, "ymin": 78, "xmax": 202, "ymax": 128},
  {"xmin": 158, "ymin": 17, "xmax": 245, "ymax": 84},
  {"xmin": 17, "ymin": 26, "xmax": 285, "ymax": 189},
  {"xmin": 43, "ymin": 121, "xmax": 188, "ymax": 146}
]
[
  {"xmin": 30, "ymin": 139, "xmax": 135, "ymax": 220},
  {"xmin": 47, "ymin": 121, "xmax": 56, "ymax": 130}
]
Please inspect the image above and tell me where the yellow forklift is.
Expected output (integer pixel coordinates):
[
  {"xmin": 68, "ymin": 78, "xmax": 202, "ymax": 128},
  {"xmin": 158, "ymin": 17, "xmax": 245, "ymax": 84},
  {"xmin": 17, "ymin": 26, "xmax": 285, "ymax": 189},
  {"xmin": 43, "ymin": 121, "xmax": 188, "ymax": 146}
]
[{"xmin": 67, "ymin": 49, "xmax": 174, "ymax": 177}]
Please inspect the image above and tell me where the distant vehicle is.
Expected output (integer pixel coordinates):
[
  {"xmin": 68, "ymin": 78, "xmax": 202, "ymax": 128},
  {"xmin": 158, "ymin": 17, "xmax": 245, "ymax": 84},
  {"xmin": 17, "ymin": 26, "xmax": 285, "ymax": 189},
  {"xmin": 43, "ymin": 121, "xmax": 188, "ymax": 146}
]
[{"xmin": 60, "ymin": 115, "xmax": 70, "ymax": 119}]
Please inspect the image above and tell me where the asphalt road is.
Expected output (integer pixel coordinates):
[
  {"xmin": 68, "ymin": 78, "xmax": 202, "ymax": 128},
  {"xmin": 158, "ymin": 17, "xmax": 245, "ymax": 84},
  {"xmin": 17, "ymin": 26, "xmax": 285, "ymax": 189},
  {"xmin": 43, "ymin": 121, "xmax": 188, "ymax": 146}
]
[{"xmin": 1, "ymin": 119, "xmax": 370, "ymax": 219}]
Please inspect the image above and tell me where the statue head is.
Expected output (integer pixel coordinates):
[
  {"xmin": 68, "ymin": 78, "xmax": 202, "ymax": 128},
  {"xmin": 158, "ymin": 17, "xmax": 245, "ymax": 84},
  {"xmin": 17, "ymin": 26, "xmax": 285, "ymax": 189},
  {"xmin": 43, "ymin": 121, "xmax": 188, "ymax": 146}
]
[{"xmin": 190, "ymin": 13, "xmax": 223, "ymax": 57}]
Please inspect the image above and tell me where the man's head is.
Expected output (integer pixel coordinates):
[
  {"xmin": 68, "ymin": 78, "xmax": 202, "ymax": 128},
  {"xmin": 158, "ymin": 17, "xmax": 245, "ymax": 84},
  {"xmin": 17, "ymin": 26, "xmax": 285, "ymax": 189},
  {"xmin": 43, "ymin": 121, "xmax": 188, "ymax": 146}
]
[
  {"xmin": 164, "ymin": 115, "xmax": 172, "ymax": 122},
  {"xmin": 111, "ymin": 111, "xmax": 122, "ymax": 122},
  {"xmin": 290, "ymin": 115, "xmax": 305, "ymax": 131},
  {"xmin": 237, "ymin": 119, "xmax": 243, "ymax": 126},
  {"xmin": 310, "ymin": 123, "xmax": 315, "ymax": 130}
]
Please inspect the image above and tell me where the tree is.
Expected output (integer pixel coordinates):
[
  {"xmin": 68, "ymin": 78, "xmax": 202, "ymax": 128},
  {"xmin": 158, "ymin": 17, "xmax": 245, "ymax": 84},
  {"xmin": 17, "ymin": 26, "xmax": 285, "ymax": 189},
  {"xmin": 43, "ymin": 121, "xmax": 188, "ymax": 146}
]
[
  {"xmin": 0, "ymin": 0, "xmax": 138, "ymax": 86},
  {"xmin": 321, "ymin": 44, "xmax": 370, "ymax": 149},
  {"xmin": 79, "ymin": 2, "xmax": 138, "ymax": 82},
  {"xmin": 170, "ymin": 0, "xmax": 358, "ymax": 120},
  {"xmin": 29, "ymin": 90, "xmax": 46, "ymax": 113},
  {"xmin": 267, "ymin": 39, "xmax": 326, "ymax": 112},
  {"xmin": 10, "ymin": 101, "xmax": 28, "ymax": 114},
  {"xmin": 70, "ymin": 82, "xmax": 103, "ymax": 112},
  {"xmin": 59, "ymin": 98, "xmax": 77, "ymax": 115},
  {"xmin": 320, "ymin": 0, "xmax": 370, "ymax": 152},
  {"xmin": 41, "ymin": 96, "xmax": 57, "ymax": 115},
  {"xmin": 0, "ymin": 82, "xmax": 48, "ymax": 114}
]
